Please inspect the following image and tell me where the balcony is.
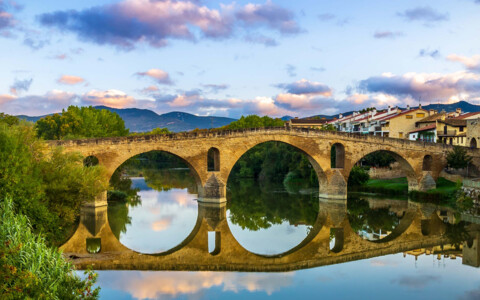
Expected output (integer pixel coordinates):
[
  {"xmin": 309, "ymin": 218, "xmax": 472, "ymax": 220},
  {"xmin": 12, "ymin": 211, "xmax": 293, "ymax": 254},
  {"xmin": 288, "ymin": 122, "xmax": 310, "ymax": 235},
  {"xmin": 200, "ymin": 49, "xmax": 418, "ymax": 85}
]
[{"xmin": 437, "ymin": 130, "xmax": 458, "ymax": 137}]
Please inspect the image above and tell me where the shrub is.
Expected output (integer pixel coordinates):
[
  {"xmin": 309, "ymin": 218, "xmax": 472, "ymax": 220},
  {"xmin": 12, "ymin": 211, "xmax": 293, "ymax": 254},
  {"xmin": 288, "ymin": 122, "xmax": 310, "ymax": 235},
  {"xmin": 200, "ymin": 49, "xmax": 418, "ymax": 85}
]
[
  {"xmin": 348, "ymin": 166, "xmax": 370, "ymax": 186},
  {"xmin": 0, "ymin": 198, "xmax": 99, "ymax": 299}
]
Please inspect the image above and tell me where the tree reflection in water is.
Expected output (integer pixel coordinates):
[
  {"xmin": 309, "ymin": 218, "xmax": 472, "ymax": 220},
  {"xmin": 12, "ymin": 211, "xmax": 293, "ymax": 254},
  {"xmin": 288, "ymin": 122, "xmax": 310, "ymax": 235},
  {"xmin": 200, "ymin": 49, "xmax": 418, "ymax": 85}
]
[
  {"xmin": 226, "ymin": 179, "xmax": 319, "ymax": 231},
  {"xmin": 347, "ymin": 196, "xmax": 402, "ymax": 241}
]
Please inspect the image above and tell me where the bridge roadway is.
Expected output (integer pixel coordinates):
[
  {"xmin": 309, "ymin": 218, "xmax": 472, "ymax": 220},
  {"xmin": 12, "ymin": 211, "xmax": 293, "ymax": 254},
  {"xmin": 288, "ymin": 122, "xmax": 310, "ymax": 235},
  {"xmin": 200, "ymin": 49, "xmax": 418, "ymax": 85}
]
[
  {"xmin": 61, "ymin": 200, "xmax": 480, "ymax": 272},
  {"xmin": 49, "ymin": 127, "xmax": 480, "ymax": 203}
]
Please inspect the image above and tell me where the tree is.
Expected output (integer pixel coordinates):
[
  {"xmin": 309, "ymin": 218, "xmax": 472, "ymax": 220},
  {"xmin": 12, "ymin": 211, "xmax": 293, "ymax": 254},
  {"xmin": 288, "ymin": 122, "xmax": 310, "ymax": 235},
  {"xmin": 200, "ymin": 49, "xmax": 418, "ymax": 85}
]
[
  {"xmin": 0, "ymin": 122, "xmax": 108, "ymax": 244},
  {"xmin": 446, "ymin": 146, "xmax": 472, "ymax": 169},
  {"xmin": 348, "ymin": 166, "xmax": 370, "ymax": 186},
  {"xmin": 35, "ymin": 106, "xmax": 129, "ymax": 140},
  {"xmin": 225, "ymin": 115, "xmax": 284, "ymax": 130}
]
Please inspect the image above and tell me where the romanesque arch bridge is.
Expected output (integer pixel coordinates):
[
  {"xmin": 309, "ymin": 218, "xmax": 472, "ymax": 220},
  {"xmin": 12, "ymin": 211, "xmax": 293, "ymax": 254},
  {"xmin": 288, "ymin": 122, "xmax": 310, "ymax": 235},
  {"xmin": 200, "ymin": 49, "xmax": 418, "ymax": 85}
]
[{"xmin": 49, "ymin": 127, "xmax": 480, "ymax": 205}]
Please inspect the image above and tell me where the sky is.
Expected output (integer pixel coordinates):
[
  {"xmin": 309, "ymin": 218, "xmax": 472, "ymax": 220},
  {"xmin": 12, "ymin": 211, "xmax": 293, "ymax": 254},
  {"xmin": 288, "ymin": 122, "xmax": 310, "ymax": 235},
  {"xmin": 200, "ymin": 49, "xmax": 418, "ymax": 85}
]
[{"xmin": 2, "ymin": 0, "xmax": 480, "ymax": 118}]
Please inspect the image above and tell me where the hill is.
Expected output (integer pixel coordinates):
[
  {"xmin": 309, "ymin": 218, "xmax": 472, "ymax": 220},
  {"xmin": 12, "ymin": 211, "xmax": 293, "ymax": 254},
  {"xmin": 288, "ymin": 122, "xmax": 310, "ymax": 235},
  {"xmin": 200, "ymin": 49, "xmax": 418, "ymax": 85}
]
[{"xmin": 17, "ymin": 106, "xmax": 237, "ymax": 132}]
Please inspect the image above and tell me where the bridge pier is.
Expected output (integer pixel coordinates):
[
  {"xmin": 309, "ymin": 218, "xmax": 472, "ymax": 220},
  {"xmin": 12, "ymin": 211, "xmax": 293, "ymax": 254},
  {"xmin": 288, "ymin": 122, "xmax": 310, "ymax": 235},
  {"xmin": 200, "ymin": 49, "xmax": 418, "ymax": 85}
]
[
  {"xmin": 83, "ymin": 190, "xmax": 108, "ymax": 207},
  {"xmin": 197, "ymin": 173, "xmax": 227, "ymax": 203},
  {"xmin": 319, "ymin": 169, "xmax": 347, "ymax": 200},
  {"xmin": 463, "ymin": 231, "xmax": 480, "ymax": 268},
  {"xmin": 417, "ymin": 171, "xmax": 437, "ymax": 192}
]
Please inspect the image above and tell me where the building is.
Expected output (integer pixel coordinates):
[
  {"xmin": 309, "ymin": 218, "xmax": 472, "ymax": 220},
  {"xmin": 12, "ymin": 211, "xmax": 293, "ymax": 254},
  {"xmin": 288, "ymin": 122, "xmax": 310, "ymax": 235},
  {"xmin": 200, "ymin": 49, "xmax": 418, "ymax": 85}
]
[
  {"xmin": 378, "ymin": 107, "xmax": 428, "ymax": 139},
  {"xmin": 466, "ymin": 119, "xmax": 480, "ymax": 148},
  {"xmin": 286, "ymin": 117, "xmax": 329, "ymax": 129},
  {"xmin": 408, "ymin": 124, "xmax": 436, "ymax": 142},
  {"xmin": 437, "ymin": 119, "xmax": 467, "ymax": 146}
]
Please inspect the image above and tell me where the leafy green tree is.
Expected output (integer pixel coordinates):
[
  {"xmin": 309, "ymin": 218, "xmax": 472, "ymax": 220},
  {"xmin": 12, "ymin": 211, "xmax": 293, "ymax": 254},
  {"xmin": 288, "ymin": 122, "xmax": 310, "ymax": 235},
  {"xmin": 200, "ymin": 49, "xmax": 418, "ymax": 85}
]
[
  {"xmin": 447, "ymin": 146, "xmax": 472, "ymax": 169},
  {"xmin": 348, "ymin": 166, "xmax": 370, "ymax": 186},
  {"xmin": 0, "ymin": 198, "xmax": 99, "ymax": 299},
  {"xmin": 0, "ymin": 122, "xmax": 108, "ymax": 244},
  {"xmin": 361, "ymin": 151, "xmax": 396, "ymax": 168},
  {"xmin": 36, "ymin": 106, "xmax": 129, "ymax": 140},
  {"xmin": 225, "ymin": 115, "xmax": 284, "ymax": 130},
  {"xmin": 130, "ymin": 127, "xmax": 172, "ymax": 136}
]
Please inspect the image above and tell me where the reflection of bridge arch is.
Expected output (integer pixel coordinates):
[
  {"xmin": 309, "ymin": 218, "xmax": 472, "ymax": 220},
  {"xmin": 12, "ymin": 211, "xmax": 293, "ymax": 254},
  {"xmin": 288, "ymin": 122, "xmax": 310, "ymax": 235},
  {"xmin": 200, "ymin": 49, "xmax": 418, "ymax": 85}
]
[{"xmin": 60, "ymin": 200, "xmax": 480, "ymax": 272}]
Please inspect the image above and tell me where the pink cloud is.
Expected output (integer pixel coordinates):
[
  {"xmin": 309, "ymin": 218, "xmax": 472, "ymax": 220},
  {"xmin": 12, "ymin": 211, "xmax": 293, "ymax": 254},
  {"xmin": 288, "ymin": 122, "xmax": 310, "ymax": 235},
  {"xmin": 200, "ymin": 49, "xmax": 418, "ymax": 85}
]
[
  {"xmin": 136, "ymin": 69, "xmax": 173, "ymax": 85},
  {"xmin": 57, "ymin": 75, "xmax": 85, "ymax": 85},
  {"xmin": 447, "ymin": 54, "xmax": 480, "ymax": 72},
  {"xmin": 81, "ymin": 89, "xmax": 135, "ymax": 108}
]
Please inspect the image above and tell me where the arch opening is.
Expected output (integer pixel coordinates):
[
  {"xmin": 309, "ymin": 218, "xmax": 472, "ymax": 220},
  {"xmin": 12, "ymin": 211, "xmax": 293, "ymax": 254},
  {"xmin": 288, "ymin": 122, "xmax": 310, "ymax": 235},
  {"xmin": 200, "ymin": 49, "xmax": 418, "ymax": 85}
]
[
  {"xmin": 107, "ymin": 150, "xmax": 201, "ymax": 254},
  {"xmin": 225, "ymin": 140, "xmax": 322, "ymax": 256},
  {"xmin": 331, "ymin": 143, "xmax": 345, "ymax": 169},
  {"xmin": 471, "ymin": 138, "xmax": 477, "ymax": 149},
  {"xmin": 422, "ymin": 155, "xmax": 433, "ymax": 171},
  {"xmin": 207, "ymin": 147, "xmax": 220, "ymax": 171},
  {"xmin": 84, "ymin": 155, "xmax": 99, "ymax": 167},
  {"xmin": 347, "ymin": 150, "xmax": 417, "ymax": 194}
]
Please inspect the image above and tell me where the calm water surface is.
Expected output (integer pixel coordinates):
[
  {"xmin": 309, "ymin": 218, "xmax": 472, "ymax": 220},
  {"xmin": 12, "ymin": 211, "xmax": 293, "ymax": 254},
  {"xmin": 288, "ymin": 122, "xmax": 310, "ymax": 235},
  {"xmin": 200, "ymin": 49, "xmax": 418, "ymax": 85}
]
[{"xmin": 85, "ymin": 170, "xmax": 480, "ymax": 299}]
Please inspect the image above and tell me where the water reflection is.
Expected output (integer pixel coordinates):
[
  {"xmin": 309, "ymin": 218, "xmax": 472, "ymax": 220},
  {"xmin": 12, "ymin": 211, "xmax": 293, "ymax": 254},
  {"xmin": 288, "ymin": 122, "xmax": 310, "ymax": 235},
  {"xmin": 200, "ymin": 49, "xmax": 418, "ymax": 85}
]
[
  {"xmin": 347, "ymin": 196, "xmax": 407, "ymax": 241},
  {"xmin": 108, "ymin": 175, "xmax": 198, "ymax": 254},
  {"xmin": 226, "ymin": 179, "xmax": 319, "ymax": 255}
]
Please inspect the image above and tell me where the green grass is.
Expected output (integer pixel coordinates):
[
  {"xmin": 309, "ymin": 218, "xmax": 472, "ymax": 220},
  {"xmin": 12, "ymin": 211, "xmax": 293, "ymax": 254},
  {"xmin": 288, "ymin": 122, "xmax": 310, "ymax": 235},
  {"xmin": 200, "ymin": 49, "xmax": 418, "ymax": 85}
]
[{"xmin": 351, "ymin": 177, "xmax": 460, "ymax": 203}]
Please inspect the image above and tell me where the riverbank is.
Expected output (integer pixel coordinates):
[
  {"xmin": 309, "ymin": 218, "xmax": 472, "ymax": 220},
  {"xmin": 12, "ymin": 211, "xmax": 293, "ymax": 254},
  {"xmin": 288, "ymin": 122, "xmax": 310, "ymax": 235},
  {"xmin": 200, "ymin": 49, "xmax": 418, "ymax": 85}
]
[{"xmin": 351, "ymin": 177, "xmax": 460, "ymax": 203}]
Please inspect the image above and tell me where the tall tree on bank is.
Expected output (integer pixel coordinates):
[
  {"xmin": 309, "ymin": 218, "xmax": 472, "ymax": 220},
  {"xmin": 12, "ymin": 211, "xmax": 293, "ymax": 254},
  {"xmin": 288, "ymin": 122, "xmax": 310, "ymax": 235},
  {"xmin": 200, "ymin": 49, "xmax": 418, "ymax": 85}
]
[{"xmin": 35, "ymin": 106, "xmax": 129, "ymax": 140}]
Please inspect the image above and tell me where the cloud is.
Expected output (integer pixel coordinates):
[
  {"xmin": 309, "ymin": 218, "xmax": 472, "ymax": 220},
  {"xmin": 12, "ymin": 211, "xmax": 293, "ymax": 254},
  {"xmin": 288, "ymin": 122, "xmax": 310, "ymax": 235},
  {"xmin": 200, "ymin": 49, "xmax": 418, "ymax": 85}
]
[
  {"xmin": 151, "ymin": 217, "xmax": 173, "ymax": 232},
  {"xmin": 244, "ymin": 33, "xmax": 278, "ymax": 47},
  {"xmin": 99, "ymin": 271, "xmax": 293, "ymax": 299},
  {"xmin": 311, "ymin": 67, "xmax": 326, "ymax": 72},
  {"xmin": 317, "ymin": 13, "xmax": 335, "ymax": 21},
  {"xmin": 358, "ymin": 71, "xmax": 480, "ymax": 102},
  {"xmin": 10, "ymin": 78, "xmax": 32, "ymax": 95},
  {"xmin": 23, "ymin": 37, "xmax": 49, "ymax": 50},
  {"xmin": 460, "ymin": 287, "xmax": 480, "ymax": 300},
  {"xmin": 276, "ymin": 79, "xmax": 332, "ymax": 96},
  {"xmin": 0, "ymin": 90, "xmax": 77, "ymax": 115},
  {"xmin": 235, "ymin": 1, "xmax": 301, "ymax": 34},
  {"xmin": 447, "ymin": 54, "xmax": 480, "ymax": 72},
  {"xmin": 202, "ymin": 83, "xmax": 229, "ymax": 94},
  {"xmin": 136, "ymin": 69, "xmax": 173, "ymax": 85},
  {"xmin": 57, "ymin": 75, "xmax": 85, "ymax": 85},
  {"xmin": 53, "ymin": 53, "xmax": 68, "ymax": 60},
  {"xmin": 419, "ymin": 48, "xmax": 440, "ymax": 59},
  {"xmin": 0, "ymin": 1, "xmax": 19, "ymax": 34},
  {"xmin": 391, "ymin": 275, "xmax": 440, "ymax": 289},
  {"xmin": 81, "ymin": 89, "xmax": 136, "ymax": 108},
  {"xmin": 286, "ymin": 64, "xmax": 296, "ymax": 77},
  {"xmin": 373, "ymin": 31, "xmax": 404, "ymax": 39},
  {"xmin": 397, "ymin": 6, "xmax": 449, "ymax": 23},
  {"xmin": 140, "ymin": 85, "xmax": 159, "ymax": 94},
  {"xmin": 38, "ymin": 0, "xmax": 301, "ymax": 50}
]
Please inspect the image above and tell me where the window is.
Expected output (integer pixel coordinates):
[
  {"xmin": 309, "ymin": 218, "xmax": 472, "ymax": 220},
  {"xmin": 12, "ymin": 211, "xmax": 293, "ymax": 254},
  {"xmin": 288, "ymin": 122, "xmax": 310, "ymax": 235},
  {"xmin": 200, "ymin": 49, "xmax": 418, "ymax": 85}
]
[
  {"xmin": 399, "ymin": 132, "xmax": 404, "ymax": 138},
  {"xmin": 385, "ymin": 122, "xmax": 389, "ymax": 127},
  {"xmin": 416, "ymin": 113, "xmax": 425, "ymax": 118},
  {"xmin": 406, "ymin": 115, "xmax": 413, "ymax": 119},
  {"xmin": 459, "ymin": 126, "xmax": 464, "ymax": 132}
]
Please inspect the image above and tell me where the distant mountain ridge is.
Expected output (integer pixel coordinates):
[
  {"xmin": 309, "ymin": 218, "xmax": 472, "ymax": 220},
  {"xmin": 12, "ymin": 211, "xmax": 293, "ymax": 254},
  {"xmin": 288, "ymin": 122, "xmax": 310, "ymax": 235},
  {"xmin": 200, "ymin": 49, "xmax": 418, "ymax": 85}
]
[
  {"xmin": 16, "ymin": 101, "xmax": 480, "ymax": 132},
  {"xmin": 17, "ymin": 106, "xmax": 237, "ymax": 133}
]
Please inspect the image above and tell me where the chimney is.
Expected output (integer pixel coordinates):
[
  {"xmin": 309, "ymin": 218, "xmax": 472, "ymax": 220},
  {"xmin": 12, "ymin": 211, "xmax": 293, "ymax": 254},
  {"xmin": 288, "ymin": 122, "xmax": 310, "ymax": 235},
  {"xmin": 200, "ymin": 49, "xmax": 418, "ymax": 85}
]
[
  {"xmin": 455, "ymin": 108, "xmax": 462, "ymax": 117},
  {"xmin": 406, "ymin": 104, "xmax": 410, "ymax": 110},
  {"xmin": 294, "ymin": 117, "xmax": 299, "ymax": 119},
  {"xmin": 339, "ymin": 114, "xmax": 343, "ymax": 119},
  {"xmin": 419, "ymin": 104, "xmax": 422, "ymax": 109},
  {"xmin": 429, "ymin": 109, "xmax": 435, "ymax": 116}
]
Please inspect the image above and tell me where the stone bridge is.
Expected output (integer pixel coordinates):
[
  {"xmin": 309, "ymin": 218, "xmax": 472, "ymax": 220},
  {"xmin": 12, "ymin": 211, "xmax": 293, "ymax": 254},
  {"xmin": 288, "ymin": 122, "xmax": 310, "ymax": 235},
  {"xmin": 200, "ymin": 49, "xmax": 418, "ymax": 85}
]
[
  {"xmin": 61, "ymin": 200, "xmax": 480, "ymax": 271},
  {"xmin": 49, "ymin": 127, "xmax": 480, "ymax": 204}
]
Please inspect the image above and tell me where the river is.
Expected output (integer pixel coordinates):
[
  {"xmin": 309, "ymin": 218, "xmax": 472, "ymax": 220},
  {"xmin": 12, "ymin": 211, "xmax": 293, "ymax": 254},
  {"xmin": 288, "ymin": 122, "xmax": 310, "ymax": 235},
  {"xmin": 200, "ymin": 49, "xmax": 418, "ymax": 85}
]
[{"xmin": 65, "ymin": 168, "xmax": 480, "ymax": 300}]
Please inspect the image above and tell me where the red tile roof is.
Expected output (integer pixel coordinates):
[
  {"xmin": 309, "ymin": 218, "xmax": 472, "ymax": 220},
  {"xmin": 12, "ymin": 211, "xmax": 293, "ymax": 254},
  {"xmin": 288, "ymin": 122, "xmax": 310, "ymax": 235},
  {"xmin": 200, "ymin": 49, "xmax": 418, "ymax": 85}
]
[
  {"xmin": 408, "ymin": 124, "xmax": 436, "ymax": 134},
  {"xmin": 378, "ymin": 108, "xmax": 427, "ymax": 122},
  {"xmin": 454, "ymin": 112, "xmax": 480, "ymax": 119}
]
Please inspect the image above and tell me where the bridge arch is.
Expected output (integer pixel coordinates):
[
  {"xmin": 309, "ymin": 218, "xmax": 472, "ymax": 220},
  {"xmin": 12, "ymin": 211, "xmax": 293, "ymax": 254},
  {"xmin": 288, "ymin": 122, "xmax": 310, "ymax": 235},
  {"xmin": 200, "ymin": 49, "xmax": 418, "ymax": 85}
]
[
  {"xmin": 108, "ymin": 149, "xmax": 204, "ymax": 196},
  {"xmin": 471, "ymin": 138, "xmax": 478, "ymax": 149},
  {"xmin": 83, "ymin": 155, "xmax": 99, "ymax": 167},
  {"xmin": 224, "ymin": 140, "xmax": 328, "ymax": 194},
  {"xmin": 347, "ymin": 149, "xmax": 419, "ymax": 191}
]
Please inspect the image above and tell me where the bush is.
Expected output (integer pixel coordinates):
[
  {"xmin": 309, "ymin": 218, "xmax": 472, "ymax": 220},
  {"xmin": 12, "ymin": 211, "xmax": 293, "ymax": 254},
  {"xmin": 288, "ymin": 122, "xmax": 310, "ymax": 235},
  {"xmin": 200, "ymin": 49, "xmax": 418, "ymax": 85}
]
[
  {"xmin": 348, "ymin": 166, "xmax": 370, "ymax": 186},
  {"xmin": 0, "ymin": 198, "xmax": 99, "ymax": 299}
]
